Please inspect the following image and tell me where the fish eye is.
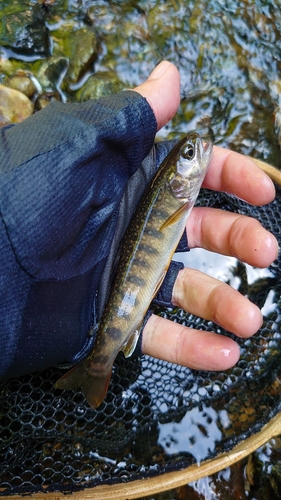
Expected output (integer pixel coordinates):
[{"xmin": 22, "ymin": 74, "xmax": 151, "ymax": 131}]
[{"xmin": 181, "ymin": 144, "xmax": 195, "ymax": 160}]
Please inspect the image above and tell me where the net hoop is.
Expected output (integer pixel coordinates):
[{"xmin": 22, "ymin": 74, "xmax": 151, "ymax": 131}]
[{"xmin": 6, "ymin": 410, "xmax": 281, "ymax": 500}]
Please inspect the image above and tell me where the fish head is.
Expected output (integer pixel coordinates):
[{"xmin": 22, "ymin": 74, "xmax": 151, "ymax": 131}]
[{"xmin": 169, "ymin": 132, "xmax": 213, "ymax": 200}]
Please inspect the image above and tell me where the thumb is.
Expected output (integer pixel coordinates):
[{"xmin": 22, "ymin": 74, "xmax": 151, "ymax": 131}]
[{"xmin": 132, "ymin": 61, "xmax": 180, "ymax": 131}]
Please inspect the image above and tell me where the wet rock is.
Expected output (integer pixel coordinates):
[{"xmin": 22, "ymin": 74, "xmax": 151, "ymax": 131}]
[
  {"xmin": 0, "ymin": 5, "xmax": 50, "ymax": 57},
  {"xmin": 0, "ymin": 85, "xmax": 33, "ymax": 126},
  {"xmin": 34, "ymin": 92, "xmax": 61, "ymax": 111},
  {"xmin": 0, "ymin": 58, "xmax": 14, "ymax": 77},
  {"xmin": 76, "ymin": 71, "xmax": 125, "ymax": 102},
  {"xmin": 40, "ymin": 0, "xmax": 56, "ymax": 10},
  {"xmin": 37, "ymin": 57, "xmax": 69, "ymax": 91},
  {"xmin": 7, "ymin": 72, "xmax": 37, "ymax": 99},
  {"xmin": 66, "ymin": 27, "xmax": 98, "ymax": 86}
]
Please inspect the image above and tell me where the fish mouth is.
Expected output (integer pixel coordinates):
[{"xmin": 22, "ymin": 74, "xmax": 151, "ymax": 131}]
[
  {"xmin": 201, "ymin": 136, "xmax": 213, "ymax": 157},
  {"xmin": 199, "ymin": 136, "xmax": 213, "ymax": 165},
  {"xmin": 185, "ymin": 132, "xmax": 213, "ymax": 160}
]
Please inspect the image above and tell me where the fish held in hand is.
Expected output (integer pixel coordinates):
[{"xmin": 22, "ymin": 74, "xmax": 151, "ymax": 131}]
[{"xmin": 55, "ymin": 133, "xmax": 213, "ymax": 408}]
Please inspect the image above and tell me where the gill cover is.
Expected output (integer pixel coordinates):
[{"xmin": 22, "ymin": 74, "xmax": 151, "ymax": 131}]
[{"xmin": 168, "ymin": 133, "xmax": 212, "ymax": 201}]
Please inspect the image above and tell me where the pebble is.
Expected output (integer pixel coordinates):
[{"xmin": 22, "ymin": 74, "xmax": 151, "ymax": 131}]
[{"xmin": 0, "ymin": 85, "xmax": 33, "ymax": 126}]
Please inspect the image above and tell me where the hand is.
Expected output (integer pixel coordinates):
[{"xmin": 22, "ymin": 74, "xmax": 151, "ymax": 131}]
[{"xmin": 133, "ymin": 61, "xmax": 278, "ymax": 371}]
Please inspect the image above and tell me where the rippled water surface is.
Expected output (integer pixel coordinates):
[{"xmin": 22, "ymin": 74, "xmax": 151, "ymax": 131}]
[{"xmin": 1, "ymin": 0, "xmax": 281, "ymax": 161}]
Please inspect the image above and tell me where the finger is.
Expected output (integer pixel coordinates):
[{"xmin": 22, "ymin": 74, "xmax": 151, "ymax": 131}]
[
  {"xmin": 187, "ymin": 207, "xmax": 278, "ymax": 268},
  {"xmin": 172, "ymin": 268, "xmax": 263, "ymax": 338},
  {"xmin": 204, "ymin": 146, "xmax": 276, "ymax": 205},
  {"xmin": 132, "ymin": 61, "xmax": 180, "ymax": 131},
  {"xmin": 142, "ymin": 314, "xmax": 240, "ymax": 371}
]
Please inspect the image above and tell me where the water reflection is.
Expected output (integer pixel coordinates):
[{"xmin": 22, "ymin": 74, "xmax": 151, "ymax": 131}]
[
  {"xmin": 158, "ymin": 405, "xmax": 224, "ymax": 463},
  {"xmin": 174, "ymin": 248, "xmax": 240, "ymax": 283}
]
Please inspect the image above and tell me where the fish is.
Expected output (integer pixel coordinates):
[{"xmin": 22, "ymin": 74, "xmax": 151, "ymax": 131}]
[{"xmin": 55, "ymin": 132, "xmax": 213, "ymax": 408}]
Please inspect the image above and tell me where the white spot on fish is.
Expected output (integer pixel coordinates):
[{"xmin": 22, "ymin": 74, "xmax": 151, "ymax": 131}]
[{"xmin": 117, "ymin": 287, "xmax": 140, "ymax": 318}]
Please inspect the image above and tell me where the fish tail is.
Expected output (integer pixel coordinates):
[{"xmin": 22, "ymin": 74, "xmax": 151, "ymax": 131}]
[{"xmin": 55, "ymin": 361, "xmax": 112, "ymax": 409}]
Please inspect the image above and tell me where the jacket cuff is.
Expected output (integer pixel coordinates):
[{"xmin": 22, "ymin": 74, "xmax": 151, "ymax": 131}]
[
  {"xmin": 132, "ymin": 309, "xmax": 153, "ymax": 358},
  {"xmin": 153, "ymin": 260, "xmax": 184, "ymax": 308},
  {"xmin": 175, "ymin": 230, "xmax": 189, "ymax": 253}
]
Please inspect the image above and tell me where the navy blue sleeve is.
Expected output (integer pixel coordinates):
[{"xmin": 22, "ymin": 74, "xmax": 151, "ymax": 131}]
[{"xmin": 0, "ymin": 91, "xmax": 157, "ymax": 379}]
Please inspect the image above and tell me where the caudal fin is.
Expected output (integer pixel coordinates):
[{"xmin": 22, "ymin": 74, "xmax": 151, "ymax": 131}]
[{"xmin": 55, "ymin": 361, "xmax": 112, "ymax": 409}]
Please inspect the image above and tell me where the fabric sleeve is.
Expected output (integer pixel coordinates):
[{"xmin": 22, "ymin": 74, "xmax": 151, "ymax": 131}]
[
  {"xmin": 0, "ymin": 91, "xmax": 156, "ymax": 280},
  {"xmin": 0, "ymin": 91, "xmax": 157, "ymax": 379}
]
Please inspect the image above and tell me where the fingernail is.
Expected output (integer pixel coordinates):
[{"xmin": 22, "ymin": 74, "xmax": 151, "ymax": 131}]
[
  {"xmin": 148, "ymin": 60, "xmax": 172, "ymax": 80},
  {"xmin": 266, "ymin": 231, "xmax": 279, "ymax": 255},
  {"xmin": 272, "ymin": 235, "xmax": 279, "ymax": 256}
]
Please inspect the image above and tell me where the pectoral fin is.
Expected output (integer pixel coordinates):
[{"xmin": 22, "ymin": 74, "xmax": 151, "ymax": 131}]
[
  {"xmin": 121, "ymin": 329, "xmax": 140, "ymax": 357},
  {"xmin": 121, "ymin": 270, "xmax": 168, "ymax": 358},
  {"xmin": 160, "ymin": 203, "xmax": 189, "ymax": 230}
]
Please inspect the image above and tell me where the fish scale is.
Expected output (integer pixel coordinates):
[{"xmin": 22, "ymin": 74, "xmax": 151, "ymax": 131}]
[{"xmin": 55, "ymin": 133, "xmax": 213, "ymax": 408}]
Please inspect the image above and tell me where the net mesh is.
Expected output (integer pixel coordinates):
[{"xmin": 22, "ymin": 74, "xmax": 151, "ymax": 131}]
[{"xmin": 1, "ymin": 186, "xmax": 281, "ymax": 496}]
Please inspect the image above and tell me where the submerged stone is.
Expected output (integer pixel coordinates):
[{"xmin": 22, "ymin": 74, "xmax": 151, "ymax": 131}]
[
  {"xmin": 0, "ymin": 5, "xmax": 50, "ymax": 57},
  {"xmin": 34, "ymin": 92, "xmax": 61, "ymax": 111},
  {"xmin": 0, "ymin": 85, "xmax": 33, "ymax": 126},
  {"xmin": 37, "ymin": 57, "xmax": 69, "ymax": 91},
  {"xmin": 76, "ymin": 71, "xmax": 125, "ymax": 102},
  {"xmin": 7, "ymin": 72, "xmax": 37, "ymax": 99},
  {"xmin": 66, "ymin": 27, "xmax": 98, "ymax": 86}
]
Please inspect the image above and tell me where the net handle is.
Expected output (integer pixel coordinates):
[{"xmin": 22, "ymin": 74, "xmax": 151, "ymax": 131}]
[{"xmin": 251, "ymin": 157, "xmax": 281, "ymax": 185}]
